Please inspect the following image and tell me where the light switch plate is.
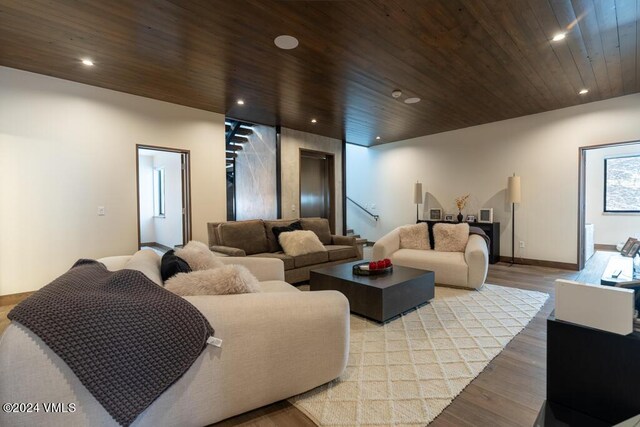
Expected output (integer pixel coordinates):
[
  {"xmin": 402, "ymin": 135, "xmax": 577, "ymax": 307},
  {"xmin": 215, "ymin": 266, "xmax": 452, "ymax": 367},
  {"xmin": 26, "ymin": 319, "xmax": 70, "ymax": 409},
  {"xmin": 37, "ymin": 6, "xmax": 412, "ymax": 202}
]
[{"xmin": 97, "ymin": 206, "xmax": 105, "ymax": 216}]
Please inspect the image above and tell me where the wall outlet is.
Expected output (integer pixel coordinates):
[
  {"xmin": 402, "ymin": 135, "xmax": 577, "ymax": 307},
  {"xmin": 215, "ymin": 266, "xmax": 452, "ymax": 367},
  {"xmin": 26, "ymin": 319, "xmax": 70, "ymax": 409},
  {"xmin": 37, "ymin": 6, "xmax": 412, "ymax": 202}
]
[
  {"xmin": 97, "ymin": 206, "xmax": 106, "ymax": 216},
  {"xmin": 519, "ymin": 241, "xmax": 525, "ymax": 248}
]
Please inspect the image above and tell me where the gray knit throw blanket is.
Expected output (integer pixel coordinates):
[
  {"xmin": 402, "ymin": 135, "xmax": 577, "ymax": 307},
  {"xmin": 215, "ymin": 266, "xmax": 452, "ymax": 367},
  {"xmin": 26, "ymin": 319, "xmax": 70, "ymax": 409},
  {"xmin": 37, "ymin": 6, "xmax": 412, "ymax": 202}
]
[{"xmin": 8, "ymin": 259, "xmax": 214, "ymax": 426}]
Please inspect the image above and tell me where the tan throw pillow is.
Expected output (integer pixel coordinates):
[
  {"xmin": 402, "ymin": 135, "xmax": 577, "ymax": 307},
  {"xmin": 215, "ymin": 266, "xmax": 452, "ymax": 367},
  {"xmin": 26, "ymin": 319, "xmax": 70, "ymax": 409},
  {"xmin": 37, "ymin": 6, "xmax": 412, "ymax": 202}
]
[
  {"xmin": 278, "ymin": 230, "xmax": 327, "ymax": 257},
  {"xmin": 175, "ymin": 240, "xmax": 223, "ymax": 271},
  {"xmin": 399, "ymin": 223, "xmax": 430, "ymax": 250},
  {"xmin": 165, "ymin": 265, "xmax": 260, "ymax": 296},
  {"xmin": 433, "ymin": 223, "xmax": 469, "ymax": 252}
]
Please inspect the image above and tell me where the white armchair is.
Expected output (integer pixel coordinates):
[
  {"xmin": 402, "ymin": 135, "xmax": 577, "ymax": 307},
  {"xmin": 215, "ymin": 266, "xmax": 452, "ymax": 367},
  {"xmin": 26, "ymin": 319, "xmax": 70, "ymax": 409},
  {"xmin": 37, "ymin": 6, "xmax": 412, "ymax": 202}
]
[{"xmin": 373, "ymin": 227, "xmax": 489, "ymax": 289}]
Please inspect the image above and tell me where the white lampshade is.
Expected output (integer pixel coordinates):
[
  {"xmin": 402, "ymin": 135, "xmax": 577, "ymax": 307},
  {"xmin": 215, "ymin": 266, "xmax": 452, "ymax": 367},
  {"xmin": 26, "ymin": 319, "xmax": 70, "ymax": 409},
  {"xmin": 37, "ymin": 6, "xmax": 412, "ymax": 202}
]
[
  {"xmin": 507, "ymin": 174, "xmax": 521, "ymax": 204},
  {"xmin": 413, "ymin": 182, "xmax": 423, "ymax": 204}
]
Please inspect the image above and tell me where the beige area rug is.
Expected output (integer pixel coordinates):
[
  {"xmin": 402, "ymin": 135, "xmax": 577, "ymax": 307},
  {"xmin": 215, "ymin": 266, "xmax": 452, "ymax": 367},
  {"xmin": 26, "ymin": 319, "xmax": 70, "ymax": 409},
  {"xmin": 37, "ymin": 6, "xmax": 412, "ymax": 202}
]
[{"xmin": 289, "ymin": 284, "xmax": 549, "ymax": 426}]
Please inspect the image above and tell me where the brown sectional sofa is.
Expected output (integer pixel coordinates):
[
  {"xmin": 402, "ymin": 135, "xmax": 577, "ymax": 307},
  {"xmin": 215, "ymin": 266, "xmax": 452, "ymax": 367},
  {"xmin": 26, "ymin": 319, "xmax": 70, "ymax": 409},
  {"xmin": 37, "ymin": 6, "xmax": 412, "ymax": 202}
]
[{"xmin": 207, "ymin": 218, "xmax": 362, "ymax": 283}]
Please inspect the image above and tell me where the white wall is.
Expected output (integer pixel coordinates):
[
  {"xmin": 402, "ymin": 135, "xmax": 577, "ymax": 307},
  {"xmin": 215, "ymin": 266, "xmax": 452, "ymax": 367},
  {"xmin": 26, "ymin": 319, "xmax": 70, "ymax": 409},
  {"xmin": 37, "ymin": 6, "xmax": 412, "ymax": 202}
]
[
  {"xmin": 138, "ymin": 155, "xmax": 155, "ymax": 243},
  {"xmin": 281, "ymin": 128, "xmax": 343, "ymax": 234},
  {"xmin": 347, "ymin": 93, "xmax": 640, "ymax": 265},
  {"xmin": 585, "ymin": 144, "xmax": 640, "ymax": 245},
  {"xmin": 152, "ymin": 151, "xmax": 183, "ymax": 248},
  {"xmin": 0, "ymin": 66, "xmax": 226, "ymax": 295}
]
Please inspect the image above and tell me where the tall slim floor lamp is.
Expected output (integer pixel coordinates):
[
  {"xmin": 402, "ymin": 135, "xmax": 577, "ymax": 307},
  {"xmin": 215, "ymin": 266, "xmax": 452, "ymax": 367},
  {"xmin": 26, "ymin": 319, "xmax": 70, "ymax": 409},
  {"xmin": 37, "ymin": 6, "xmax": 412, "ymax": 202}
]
[
  {"xmin": 507, "ymin": 174, "xmax": 521, "ymax": 265},
  {"xmin": 414, "ymin": 181, "xmax": 423, "ymax": 222}
]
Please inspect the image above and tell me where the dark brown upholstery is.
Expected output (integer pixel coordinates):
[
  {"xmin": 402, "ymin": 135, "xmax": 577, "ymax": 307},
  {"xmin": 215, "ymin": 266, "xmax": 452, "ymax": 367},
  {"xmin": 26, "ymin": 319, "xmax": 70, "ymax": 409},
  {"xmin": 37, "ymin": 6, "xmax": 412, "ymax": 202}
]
[
  {"xmin": 324, "ymin": 245, "xmax": 357, "ymax": 262},
  {"xmin": 293, "ymin": 251, "xmax": 329, "ymax": 268},
  {"xmin": 264, "ymin": 219, "xmax": 299, "ymax": 253},
  {"xmin": 217, "ymin": 220, "xmax": 269, "ymax": 255},
  {"xmin": 248, "ymin": 252, "xmax": 295, "ymax": 270},
  {"xmin": 301, "ymin": 218, "xmax": 332, "ymax": 245}
]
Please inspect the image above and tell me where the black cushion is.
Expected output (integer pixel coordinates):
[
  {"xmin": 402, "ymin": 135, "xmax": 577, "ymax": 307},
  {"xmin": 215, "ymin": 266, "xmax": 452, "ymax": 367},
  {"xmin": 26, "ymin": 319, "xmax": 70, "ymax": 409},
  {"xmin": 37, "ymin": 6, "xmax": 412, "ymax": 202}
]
[
  {"xmin": 160, "ymin": 250, "xmax": 192, "ymax": 282},
  {"xmin": 272, "ymin": 220, "xmax": 303, "ymax": 250}
]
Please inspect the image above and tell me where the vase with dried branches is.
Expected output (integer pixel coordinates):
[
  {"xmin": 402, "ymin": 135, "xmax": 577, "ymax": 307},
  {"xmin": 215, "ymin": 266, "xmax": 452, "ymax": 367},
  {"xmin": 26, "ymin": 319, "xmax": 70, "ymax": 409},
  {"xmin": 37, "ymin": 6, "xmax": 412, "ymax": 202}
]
[{"xmin": 455, "ymin": 194, "xmax": 470, "ymax": 223}]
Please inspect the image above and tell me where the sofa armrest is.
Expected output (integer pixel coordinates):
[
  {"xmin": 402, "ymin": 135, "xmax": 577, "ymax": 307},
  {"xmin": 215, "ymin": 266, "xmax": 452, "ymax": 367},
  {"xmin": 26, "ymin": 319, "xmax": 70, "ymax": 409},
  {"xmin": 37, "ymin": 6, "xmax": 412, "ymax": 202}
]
[
  {"xmin": 372, "ymin": 227, "xmax": 401, "ymax": 260},
  {"xmin": 210, "ymin": 245, "xmax": 246, "ymax": 257},
  {"xmin": 184, "ymin": 291, "xmax": 349, "ymax": 419},
  {"xmin": 332, "ymin": 235, "xmax": 356, "ymax": 246},
  {"xmin": 218, "ymin": 257, "xmax": 285, "ymax": 282},
  {"xmin": 98, "ymin": 255, "xmax": 132, "ymax": 271},
  {"xmin": 464, "ymin": 234, "xmax": 489, "ymax": 289}
]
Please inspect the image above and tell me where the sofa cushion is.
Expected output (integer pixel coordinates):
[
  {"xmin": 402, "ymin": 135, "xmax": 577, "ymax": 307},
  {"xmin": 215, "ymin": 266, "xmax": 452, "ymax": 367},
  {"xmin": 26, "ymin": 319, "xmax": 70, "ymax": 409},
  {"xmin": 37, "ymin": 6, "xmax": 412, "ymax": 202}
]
[
  {"xmin": 399, "ymin": 223, "xmax": 430, "ymax": 250},
  {"xmin": 165, "ymin": 265, "xmax": 260, "ymax": 296},
  {"xmin": 218, "ymin": 220, "xmax": 269, "ymax": 255},
  {"xmin": 433, "ymin": 223, "xmax": 469, "ymax": 252},
  {"xmin": 265, "ymin": 219, "xmax": 301, "ymax": 252},
  {"xmin": 301, "ymin": 218, "xmax": 332, "ymax": 245},
  {"xmin": 324, "ymin": 245, "xmax": 357, "ymax": 262},
  {"xmin": 279, "ymin": 230, "xmax": 327, "ymax": 257},
  {"xmin": 160, "ymin": 250, "xmax": 192, "ymax": 282},
  {"xmin": 248, "ymin": 252, "xmax": 295, "ymax": 270},
  {"xmin": 293, "ymin": 251, "xmax": 329, "ymax": 268},
  {"xmin": 391, "ymin": 249, "xmax": 468, "ymax": 287},
  {"xmin": 175, "ymin": 241, "xmax": 224, "ymax": 271}
]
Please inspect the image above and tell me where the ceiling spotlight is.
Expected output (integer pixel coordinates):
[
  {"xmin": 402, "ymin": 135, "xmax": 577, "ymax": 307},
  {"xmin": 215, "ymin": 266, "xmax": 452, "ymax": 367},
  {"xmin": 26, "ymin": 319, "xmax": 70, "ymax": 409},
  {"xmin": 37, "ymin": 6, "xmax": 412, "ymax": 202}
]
[
  {"xmin": 578, "ymin": 88, "xmax": 589, "ymax": 95},
  {"xmin": 274, "ymin": 35, "xmax": 299, "ymax": 50},
  {"xmin": 391, "ymin": 90, "xmax": 402, "ymax": 99},
  {"xmin": 311, "ymin": 118, "xmax": 317, "ymax": 123},
  {"xmin": 81, "ymin": 59, "xmax": 94, "ymax": 66},
  {"xmin": 404, "ymin": 97, "xmax": 421, "ymax": 104},
  {"xmin": 375, "ymin": 136, "xmax": 381, "ymax": 140},
  {"xmin": 237, "ymin": 99, "xmax": 245, "ymax": 105},
  {"xmin": 552, "ymin": 33, "xmax": 566, "ymax": 41}
]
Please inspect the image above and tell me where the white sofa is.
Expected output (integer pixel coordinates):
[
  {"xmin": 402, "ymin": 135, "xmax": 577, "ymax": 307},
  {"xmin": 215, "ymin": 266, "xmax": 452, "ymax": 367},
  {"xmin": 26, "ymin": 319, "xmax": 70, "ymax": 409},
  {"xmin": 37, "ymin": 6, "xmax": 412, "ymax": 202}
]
[
  {"xmin": 0, "ymin": 251, "xmax": 350, "ymax": 427},
  {"xmin": 373, "ymin": 227, "xmax": 489, "ymax": 289}
]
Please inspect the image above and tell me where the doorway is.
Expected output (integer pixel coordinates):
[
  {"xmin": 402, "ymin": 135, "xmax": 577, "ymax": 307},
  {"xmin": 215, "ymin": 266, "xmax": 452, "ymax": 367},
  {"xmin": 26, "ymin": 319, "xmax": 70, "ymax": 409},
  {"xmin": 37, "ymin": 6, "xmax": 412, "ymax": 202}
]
[
  {"xmin": 136, "ymin": 145, "xmax": 191, "ymax": 252},
  {"xmin": 577, "ymin": 140, "xmax": 640, "ymax": 270},
  {"xmin": 300, "ymin": 149, "xmax": 335, "ymax": 232}
]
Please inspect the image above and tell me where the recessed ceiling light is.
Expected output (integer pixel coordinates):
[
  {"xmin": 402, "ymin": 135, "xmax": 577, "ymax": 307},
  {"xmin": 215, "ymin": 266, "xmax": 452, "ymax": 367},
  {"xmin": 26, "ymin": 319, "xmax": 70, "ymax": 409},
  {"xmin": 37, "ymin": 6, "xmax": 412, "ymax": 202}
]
[
  {"xmin": 237, "ymin": 99, "xmax": 245, "ymax": 105},
  {"xmin": 404, "ymin": 97, "xmax": 421, "ymax": 104},
  {"xmin": 274, "ymin": 35, "xmax": 299, "ymax": 50},
  {"xmin": 81, "ymin": 59, "xmax": 94, "ymax": 66},
  {"xmin": 578, "ymin": 88, "xmax": 589, "ymax": 95},
  {"xmin": 311, "ymin": 118, "xmax": 317, "ymax": 123},
  {"xmin": 375, "ymin": 136, "xmax": 381, "ymax": 140},
  {"xmin": 552, "ymin": 33, "xmax": 566, "ymax": 41}
]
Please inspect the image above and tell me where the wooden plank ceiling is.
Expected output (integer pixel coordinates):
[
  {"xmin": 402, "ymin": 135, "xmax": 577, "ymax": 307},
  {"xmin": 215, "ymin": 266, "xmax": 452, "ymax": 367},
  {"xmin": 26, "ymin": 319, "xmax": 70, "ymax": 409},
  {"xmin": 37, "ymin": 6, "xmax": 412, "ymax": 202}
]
[{"xmin": 0, "ymin": 0, "xmax": 638, "ymax": 146}]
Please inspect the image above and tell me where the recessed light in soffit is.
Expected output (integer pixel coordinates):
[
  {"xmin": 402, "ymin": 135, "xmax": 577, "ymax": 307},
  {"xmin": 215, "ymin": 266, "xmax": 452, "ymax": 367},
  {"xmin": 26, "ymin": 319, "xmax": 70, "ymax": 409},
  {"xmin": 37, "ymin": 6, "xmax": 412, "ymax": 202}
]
[{"xmin": 404, "ymin": 97, "xmax": 421, "ymax": 104}]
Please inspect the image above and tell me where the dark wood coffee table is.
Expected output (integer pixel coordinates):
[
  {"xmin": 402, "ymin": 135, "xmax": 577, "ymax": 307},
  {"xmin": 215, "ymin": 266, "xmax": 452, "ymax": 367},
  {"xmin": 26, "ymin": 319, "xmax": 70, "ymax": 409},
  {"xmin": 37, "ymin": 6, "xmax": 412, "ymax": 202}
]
[{"xmin": 310, "ymin": 261, "xmax": 435, "ymax": 322}]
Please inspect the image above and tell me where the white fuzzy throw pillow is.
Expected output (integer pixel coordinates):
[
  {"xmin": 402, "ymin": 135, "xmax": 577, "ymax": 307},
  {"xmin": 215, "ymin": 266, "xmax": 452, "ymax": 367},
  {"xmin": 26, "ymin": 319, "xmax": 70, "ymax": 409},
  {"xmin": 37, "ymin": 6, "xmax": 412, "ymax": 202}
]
[
  {"xmin": 165, "ymin": 265, "xmax": 261, "ymax": 296},
  {"xmin": 399, "ymin": 223, "xmax": 430, "ymax": 250},
  {"xmin": 433, "ymin": 223, "xmax": 469, "ymax": 252},
  {"xmin": 278, "ymin": 230, "xmax": 327, "ymax": 257},
  {"xmin": 175, "ymin": 240, "xmax": 223, "ymax": 271}
]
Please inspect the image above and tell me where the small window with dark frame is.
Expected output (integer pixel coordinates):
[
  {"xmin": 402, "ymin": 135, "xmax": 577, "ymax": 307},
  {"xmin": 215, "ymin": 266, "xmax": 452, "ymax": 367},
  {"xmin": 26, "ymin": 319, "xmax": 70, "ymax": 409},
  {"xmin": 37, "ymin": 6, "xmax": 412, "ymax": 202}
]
[
  {"xmin": 153, "ymin": 167, "xmax": 165, "ymax": 217},
  {"xmin": 604, "ymin": 155, "xmax": 640, "ymax": 213}
]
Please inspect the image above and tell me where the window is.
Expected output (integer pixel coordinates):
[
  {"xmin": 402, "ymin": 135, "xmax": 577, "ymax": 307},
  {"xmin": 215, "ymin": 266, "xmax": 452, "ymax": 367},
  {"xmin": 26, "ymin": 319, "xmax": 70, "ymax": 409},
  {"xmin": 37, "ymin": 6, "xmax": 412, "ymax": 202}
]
[
  {"xmin": 604, "ymin": 155, "xmax": 640, "ymax": 213},
  {"xmin": 153, "ymin": 167, "xmax": 165, "ymax": 217}
]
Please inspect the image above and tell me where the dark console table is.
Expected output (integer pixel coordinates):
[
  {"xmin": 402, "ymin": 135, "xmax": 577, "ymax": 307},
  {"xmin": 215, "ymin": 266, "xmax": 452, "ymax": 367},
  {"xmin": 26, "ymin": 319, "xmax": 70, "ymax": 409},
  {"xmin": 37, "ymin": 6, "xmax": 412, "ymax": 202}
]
[
  {"xmin": 546, "ymin": 312, "xmax": 640, "ymax": 425},
  {"xmin": 419, "ymin": 220, "xmax": 500, "ymax": 264}
]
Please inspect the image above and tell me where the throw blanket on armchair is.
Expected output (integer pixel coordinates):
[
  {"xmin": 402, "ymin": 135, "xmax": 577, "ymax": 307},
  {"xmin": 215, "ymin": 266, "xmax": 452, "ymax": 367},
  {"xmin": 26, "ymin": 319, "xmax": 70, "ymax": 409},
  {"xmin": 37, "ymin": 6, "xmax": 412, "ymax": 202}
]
[
  {"xmin": 469, "ymin": 226, "xmax": 491, "ymax": 248},
  {"xmin": 8, "ymin": 259, "xmax": 214, "ymax": 426}
]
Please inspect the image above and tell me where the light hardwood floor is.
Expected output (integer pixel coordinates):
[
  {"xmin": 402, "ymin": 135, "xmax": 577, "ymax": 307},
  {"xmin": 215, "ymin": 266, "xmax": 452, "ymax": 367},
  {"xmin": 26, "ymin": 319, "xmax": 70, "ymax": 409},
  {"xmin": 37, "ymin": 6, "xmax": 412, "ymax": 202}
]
[{"xmin": 0, "ymin": 254, "xmax": 615, "ymax": 427}]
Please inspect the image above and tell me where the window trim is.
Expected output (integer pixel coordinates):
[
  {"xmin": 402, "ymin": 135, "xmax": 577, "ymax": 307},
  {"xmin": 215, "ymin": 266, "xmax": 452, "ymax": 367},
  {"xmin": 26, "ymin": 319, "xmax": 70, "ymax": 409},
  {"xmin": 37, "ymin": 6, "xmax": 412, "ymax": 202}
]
[
  {"xmin": 603, "ymin": 154, "xmax": 640, "ymax": 214},
  {"xmin": 153, "ymin": 167, "xmax": 166, "ymax": 218}
]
